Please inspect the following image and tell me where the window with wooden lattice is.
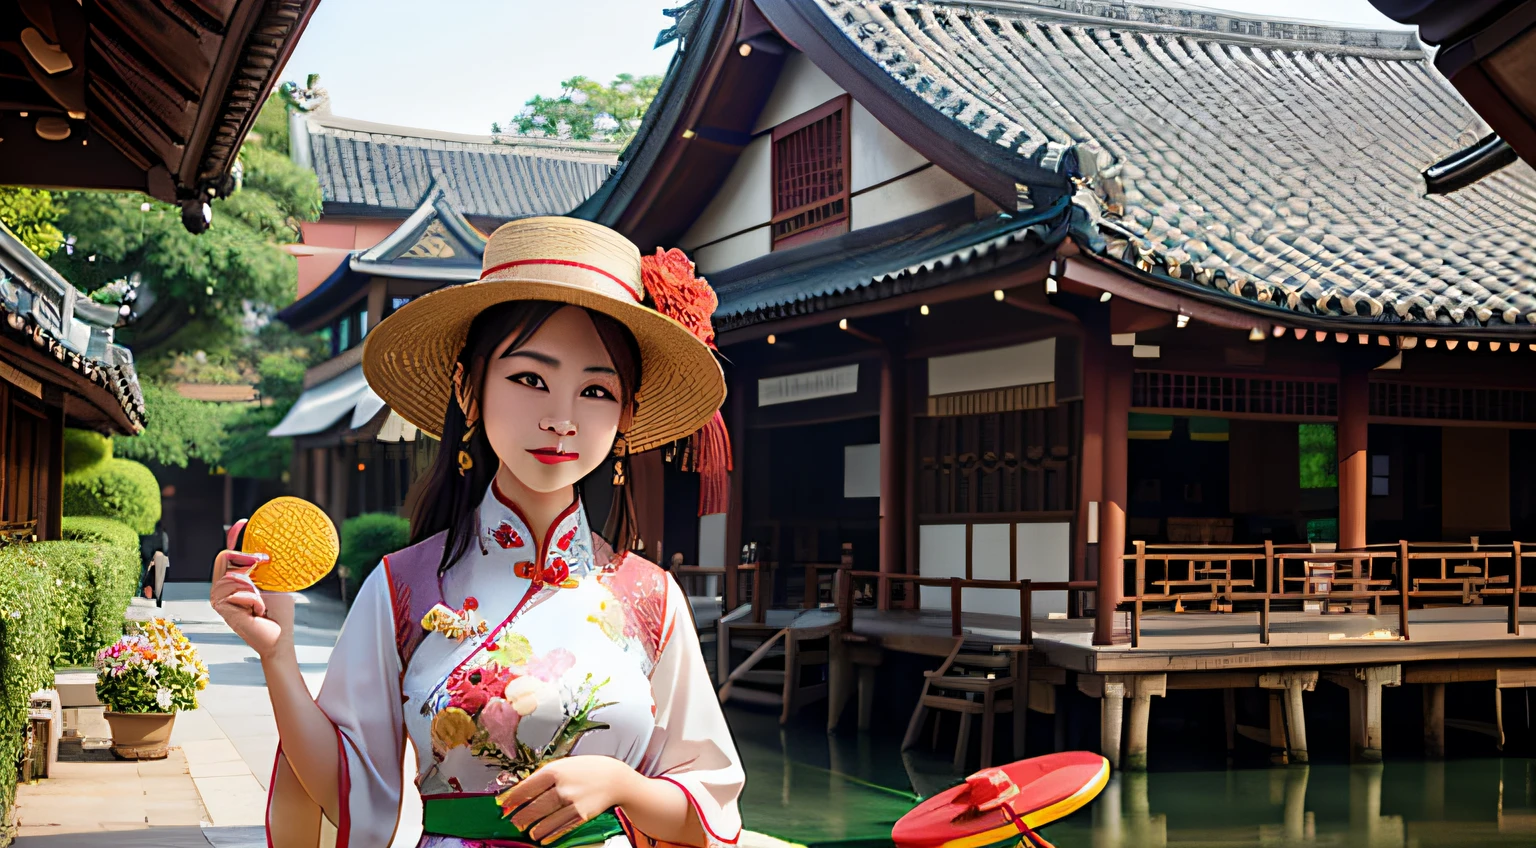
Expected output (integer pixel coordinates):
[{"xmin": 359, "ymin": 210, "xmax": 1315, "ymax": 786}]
[{"xmin": 771, "ymin": 96, "xmax": 851, "ymax": 250}]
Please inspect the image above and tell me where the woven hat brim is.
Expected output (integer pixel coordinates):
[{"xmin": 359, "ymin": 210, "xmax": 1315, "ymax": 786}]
[{"xmin": 362, "ymin": 278, "xmax": 725, "ymax": 454}]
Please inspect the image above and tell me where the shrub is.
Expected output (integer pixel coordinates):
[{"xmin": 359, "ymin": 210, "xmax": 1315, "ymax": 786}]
[
  {"xmin": 25, "ymin": 541, "xmax": 141, "ymax": 667},
  {"xmin": 340, "ymin": 513, "xmax": 410, "ymax": 590},
  {"xmin": 63, "ymin": 428, "xmax": 112, "ymax": 474},
  {"xmin": 61, "ymin": 516, "xmax": 141, "ymax": 553},
  {"xmin": 62, "ymin": 458, "xmax": 161, "ymax": 534},
  {"xmin": 0, "ymin": 546, "xmax": 63, "ymax": 827},
  {"xmin": 95, "ymin": 618, "xmax": 207, "ymax": 713}
]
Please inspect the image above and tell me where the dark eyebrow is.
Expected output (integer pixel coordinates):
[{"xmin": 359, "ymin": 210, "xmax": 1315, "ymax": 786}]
[
  {"xmin": 502, "ymin": 350, "xmax": 558, "ymax": 367},
  {"xmin": 585, "ymin": 366, "xmax": 617, "ymax": 375}
]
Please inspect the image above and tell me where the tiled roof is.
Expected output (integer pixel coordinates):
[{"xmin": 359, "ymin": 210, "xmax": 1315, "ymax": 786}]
[
  {"xmin": 0, "ymin": 223, "xmax": 144, "ymax": 433},
  {"xmin": 711, "ymin": 198, "xmax": 1067, "ymax": 330},
  {"xmin": 294, "ymin": 111, "xmax": 620, "ymax": 220},
  {"xmin": 804, "ymin": 0, "xmax": 1536, "ymax": 330}
]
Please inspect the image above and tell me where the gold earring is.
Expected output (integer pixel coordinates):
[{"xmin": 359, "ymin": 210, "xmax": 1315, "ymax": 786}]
[{"xmin": 457, "ymin": 420, "xmax": 477, "ymax": 476}]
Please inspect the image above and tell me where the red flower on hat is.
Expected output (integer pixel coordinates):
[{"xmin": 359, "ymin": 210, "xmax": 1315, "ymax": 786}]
[{"xmin": 642, "ymin": 248, "xmax": 718, "ymax": 351}]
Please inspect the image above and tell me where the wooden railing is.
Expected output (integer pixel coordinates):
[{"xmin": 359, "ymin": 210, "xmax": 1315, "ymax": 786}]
[
  {"xmin": 1123, "ymin": 540, "xmax": 1536, "ymax": 647},
  {"xmin": 832, "ymin": 570, "xmax": 1094, "ymax": 645}
]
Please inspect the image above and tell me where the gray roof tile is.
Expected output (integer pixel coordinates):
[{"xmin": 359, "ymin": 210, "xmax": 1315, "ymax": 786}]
[
  {"xmin": 301, "ymin": 115, "xmax": 619, "ymax": 220},
  {"xmin": 811, "ymin": 0, "xmax": 1536, "ymax": 328}
]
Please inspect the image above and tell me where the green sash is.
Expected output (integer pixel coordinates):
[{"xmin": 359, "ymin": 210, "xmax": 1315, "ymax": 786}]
[{"xmin": 422, "ymin": 795, "xmax": 625, "ymax": 845}]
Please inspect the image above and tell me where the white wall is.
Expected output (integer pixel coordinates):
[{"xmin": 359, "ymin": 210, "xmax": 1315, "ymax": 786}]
[
  {"xmin": 929, "ymin": 339, "xmax": 1056, "ymax": 396},
  {"xmin": 844, "ymin": 443, "xmax": 881, "ymax": 498},
  {"xmin": 917, "ymin": 522, "xmax": 1070, "ymax": 618},
  {"xmin": 680, "ymin": 53, "xmax": 976, "ymax": 275}
]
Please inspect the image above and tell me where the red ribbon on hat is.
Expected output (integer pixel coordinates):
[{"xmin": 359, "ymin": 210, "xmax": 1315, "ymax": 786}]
[{"xmin": 641, "ymin": 248, "xmax": 732, "ymax": 517}]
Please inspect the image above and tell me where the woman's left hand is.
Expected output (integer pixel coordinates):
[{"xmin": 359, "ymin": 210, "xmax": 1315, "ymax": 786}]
[{"xmin": 502, "ymin": 755, "xmax": 642, "ymax": 843}]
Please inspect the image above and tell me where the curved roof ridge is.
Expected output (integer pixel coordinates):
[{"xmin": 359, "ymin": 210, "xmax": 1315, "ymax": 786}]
[
  {"xmin": 304, "ymin": 112, "xmax": 620, "ymax": 164},
  {"xmin": 921, "ymin": 0, "xmax": 1422, "ymax": 55}
]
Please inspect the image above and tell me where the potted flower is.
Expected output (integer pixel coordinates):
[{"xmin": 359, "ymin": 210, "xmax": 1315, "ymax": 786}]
[{"xmin": 94, "ymin": 618, "xmax": 209, "ymax": 759}]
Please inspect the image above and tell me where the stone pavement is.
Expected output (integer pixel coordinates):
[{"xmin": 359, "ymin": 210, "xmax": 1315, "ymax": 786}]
[{"xmin": 13, "ymin": 582, "xmax": 352, "ymax": 847}]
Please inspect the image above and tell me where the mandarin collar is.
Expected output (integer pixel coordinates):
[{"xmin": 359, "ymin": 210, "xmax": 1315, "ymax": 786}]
[{"xmin": 477, "ymin": 481, "xmax": 597, "ymax": 583}]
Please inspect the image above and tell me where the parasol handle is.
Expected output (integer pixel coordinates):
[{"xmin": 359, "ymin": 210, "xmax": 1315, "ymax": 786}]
[{"xmin": 999, "ymin": 802, "xmax": 1057, "ymax": 848}]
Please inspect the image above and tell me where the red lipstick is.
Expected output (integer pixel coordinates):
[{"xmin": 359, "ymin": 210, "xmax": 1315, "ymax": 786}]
[{"xmin": 527, "ymin": 448, "xmax": 579, "ymax": 465}]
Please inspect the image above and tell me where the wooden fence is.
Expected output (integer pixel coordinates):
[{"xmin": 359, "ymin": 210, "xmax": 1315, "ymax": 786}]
[{"xmin": 1123, "ymin": 540, "xmax": 1536, "ymax": 647}]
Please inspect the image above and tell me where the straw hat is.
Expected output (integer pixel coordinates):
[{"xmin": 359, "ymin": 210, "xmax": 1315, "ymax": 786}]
[{"xmin": 362, "ymin": 217, "xmax": 725, "ymax": 453}]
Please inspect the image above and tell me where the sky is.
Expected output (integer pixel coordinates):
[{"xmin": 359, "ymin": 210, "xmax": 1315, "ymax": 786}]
[{"xmin": 278, "ymin": 0, "xmax": 1407, "ymax": 136}]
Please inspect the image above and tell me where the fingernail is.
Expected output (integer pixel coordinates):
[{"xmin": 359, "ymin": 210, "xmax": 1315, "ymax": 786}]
[{"xmin": 227, "ymin": 552, "xmax": 268, "ymax": 567}]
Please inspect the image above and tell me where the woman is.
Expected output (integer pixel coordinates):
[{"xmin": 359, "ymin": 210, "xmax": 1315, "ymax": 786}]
[{"xmin": 211, "ymin": 218, "xmax": 742, "ymax": 848}]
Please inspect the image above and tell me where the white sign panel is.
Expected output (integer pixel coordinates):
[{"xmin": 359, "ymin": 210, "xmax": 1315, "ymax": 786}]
[
  {"xmin": 928, "ymin": 339, "xmax": 1055, "ymax": 396},
  {"xmin": 758, "ymin": 363, "xmax": 859, "ymax": 407},
  {"xmin": 843, "ymin": 443, "xmax": 881, "ymax": 498}
]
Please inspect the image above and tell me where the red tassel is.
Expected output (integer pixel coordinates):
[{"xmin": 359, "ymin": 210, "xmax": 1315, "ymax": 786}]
[{"xmin": 695, "ymin": 410, "xmax": 732, "ymax": 516}]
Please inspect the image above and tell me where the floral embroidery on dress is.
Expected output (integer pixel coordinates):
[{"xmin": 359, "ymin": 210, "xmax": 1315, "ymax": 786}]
[
  {"xmin": 422, "ymin": 598, "xmax": 488, "ymax": 641},
  {"xmin": 598, "ymin": 554, "xmax": 670, "ymax": 667},
  {"xmin": 491, "ymin": 522, "xmax": 524, "ymax": 549},
  {"xmin": 588, "ymin": 586, "xmax": 626, "ymax": 643}
]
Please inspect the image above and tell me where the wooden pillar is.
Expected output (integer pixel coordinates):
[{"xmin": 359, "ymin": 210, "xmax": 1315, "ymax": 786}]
[
  {"xmin": 632, "ymin": 449, "xmax": 665, "ymax": 558},
  {"xmin": 1267, "ymin": 692, "xmax": 1289, "ymax": 765},
  {"xmin": 724, "ymin": 367, "xmax": 749, "ymax": 610},
  {"xmin": 1077, "ymin": 331, "xmax": 1107, "ymax": 615},
  {"xmin": 42, "ymin": 400, "xmax": 64, "ymax": 541},
  {"xmin": 1338, "ymin": 359, "xmax": 1370, "ymax": 551},
  {"xmin": 878, "ymin": 352, "xmax": 905, "ymax": 610},
  {"xmin": 1095, "ymin": 349, "xmax": 1131, "ymax": 645},
  {"xmin": 1424, "ymin": 683, "xmax": 1446, "ymax": 759}
]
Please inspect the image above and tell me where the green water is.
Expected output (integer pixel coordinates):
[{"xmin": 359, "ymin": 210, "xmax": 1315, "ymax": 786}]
[{"xmin": 729, "ymin": 709, "xmax": 1536, "ymax": 847}]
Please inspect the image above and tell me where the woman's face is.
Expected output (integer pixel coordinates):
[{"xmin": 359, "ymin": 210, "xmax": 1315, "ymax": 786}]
[{"xmin": 480, "ymin": 306, "xmax": 625, "ymax": 494}]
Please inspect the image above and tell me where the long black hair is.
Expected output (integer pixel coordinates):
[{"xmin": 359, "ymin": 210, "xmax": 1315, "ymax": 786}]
[{"xmin": 408, "ymin": 300, "xmax": 641, "ymax": 574}]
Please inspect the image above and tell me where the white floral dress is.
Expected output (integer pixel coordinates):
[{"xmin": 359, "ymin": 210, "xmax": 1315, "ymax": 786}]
[{"xmin": 264, "ymin": 483, "xmax": 744, "ymax": 848}]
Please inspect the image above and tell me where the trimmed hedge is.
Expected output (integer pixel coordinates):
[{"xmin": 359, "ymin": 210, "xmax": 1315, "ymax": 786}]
[
  {"xmin": 0, "ymin": 528, "xmax": 142, "ymax": 830},
  {"xmin": 61, "ymin": 516, "xmax": 141, "ymax": 553},
  {"xmin": 62, "ymin": 457, "xmax": 161, "ymax": 534},
  {"xmin": 62, "ymin": 428, "xmax": 112, "ymax": 474},
  {"xmin": 0, "ymin": 547, "xmax": 60, "ymax": 830},
  {"xmin": 340, "ymin": 512, "xmax": 410, "ymax": 592}
]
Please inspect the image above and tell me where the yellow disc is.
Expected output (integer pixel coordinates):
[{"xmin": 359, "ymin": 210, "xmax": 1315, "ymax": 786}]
[{"xmin": 242, "ymin": 497, "xmax": 340, "ymax": 592}]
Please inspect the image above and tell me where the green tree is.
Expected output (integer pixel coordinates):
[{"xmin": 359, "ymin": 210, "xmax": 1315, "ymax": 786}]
[
  {"xmin": 47, "ymin": 93, "xmax": 322, "ymax": 362},
  {"xmin": 113, "ymin": 382, "xmax": 232, "ymax": 468},
  {"xmin": 497, "ymin": 74, "xmax": 661, "ymax": 146},
  {"xmin": 0, "ymin": 187, "xmax": 64, "ymax": 258}
]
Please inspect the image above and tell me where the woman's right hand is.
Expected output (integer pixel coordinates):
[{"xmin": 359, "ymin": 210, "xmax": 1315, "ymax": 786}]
[{"xmin": 211, "ymin": 519, "xmax": 296, "ymax": 661}]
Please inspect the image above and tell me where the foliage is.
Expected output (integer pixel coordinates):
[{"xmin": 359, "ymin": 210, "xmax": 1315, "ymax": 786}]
[
  {"xmin": 221, "ymin": 405, "xmax": 293, "ymax": 480},
  {"xmin": 61, "ymin": 516, "xmax": 142, "ymax": 553},
  {"xmin": 113, "ymin": 382, "xmax": 232, "ymax": 469},
  {"xmin": 497, "ymin": 74, "xmax": 661, "ymax": 145},
  {"xmin": 14, "ymin": 541, "xmax": 140, "ymax": 667},
  {"xmin": 94, "ymin": 618, "xmax": 208, "ymax": 714},
  {"xmin": 340, "ymin": 513, "xmax": 411, "ymax": 590},
  {"xmin": 0, "ymin": 187, "xmax": 64, "ymax": 258},
  {"xmin": 1298, "ymin": 423, "xmax": 1338, "ymax": 490},
  {"xmin": 46, "ymin": 95, "xmax": 321, "ymax": 363},
  {"xmin": 63, "ymin": 429, "xmax": 113, "ymax": 474},
  {"xmin": 63, "ymin": 458, "xmax": 162, "ymax": 534},
  {"xmin": 0, "ymin": 546, "xmax": 62, "ymax": 826}
]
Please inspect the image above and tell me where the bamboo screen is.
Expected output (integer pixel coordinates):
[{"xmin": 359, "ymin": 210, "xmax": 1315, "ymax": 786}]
[{"xmin": 771, "ymin": 99, "xmax": 849, "ymax": 247}]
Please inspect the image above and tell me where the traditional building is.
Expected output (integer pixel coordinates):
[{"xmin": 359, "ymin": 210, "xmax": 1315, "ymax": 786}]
[{"xmin": 577, "ymin": 0, "xmax": 1536, "ymax": 644}]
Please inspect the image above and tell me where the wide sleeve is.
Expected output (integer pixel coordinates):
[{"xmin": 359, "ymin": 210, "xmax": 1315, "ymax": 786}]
[
  {"xmin": 619, "ymin": 576, "xmax": 745, "ymax": 848},
  {"xmin": 266, "ymin": 564, "xmax": 405, "ymax": 848}
]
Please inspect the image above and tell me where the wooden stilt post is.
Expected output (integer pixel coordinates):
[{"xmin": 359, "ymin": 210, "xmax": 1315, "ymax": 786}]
[
  {"xmin": 1424, "ymin": 683, "xmax": 1446, "ymax": 759},
  {"xmin": 1223, "ymin": 688, "xmax": 1237, "ymax": 764},
  {"xmin": 1123, "ymin": 674, "xmax": 1165, "ymax": 771},
  {"xmin": 1267, "ymin": 692, "xmax": 1288, "ymax": 765},
  {"xmin": 1261, "ymin": 670, "xmax": 1317, "ymax": 764},
  {"xmin": 1101, "ymin": 679, "xmax": 1125, "ymax": 770},
  {"xmin": 724, "ymin": 367, "xmax": 748, "ymax": 612},
  {"xmin": 1329, "ymin": 666, "xmax": 1402, "ymax": 763}
]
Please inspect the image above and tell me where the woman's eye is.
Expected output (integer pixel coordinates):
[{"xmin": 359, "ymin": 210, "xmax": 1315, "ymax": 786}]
[
  {"xmin": 581, "ymin": 385, "xmax": 616, "ymax": 401},
  {"xmin": 509, "ymin": 373, "xmax": 546, "ymax": 391}
]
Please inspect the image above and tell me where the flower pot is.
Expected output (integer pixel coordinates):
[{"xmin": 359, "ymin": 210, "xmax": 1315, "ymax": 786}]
[{"xmin": 103, "ymin": 711, "xmax": 176, "ymax": 760}]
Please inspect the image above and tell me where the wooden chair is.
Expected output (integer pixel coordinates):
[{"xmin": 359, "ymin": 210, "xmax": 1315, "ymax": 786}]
[{"xmin": 902, "ymin": 638, "xmax": 1017, "ymax": 771}]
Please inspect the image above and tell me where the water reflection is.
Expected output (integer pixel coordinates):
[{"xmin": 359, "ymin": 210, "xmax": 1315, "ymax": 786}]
[{"xmin": 1048, "ymin": 760, "xmax": 1536, "ymax": 848}]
